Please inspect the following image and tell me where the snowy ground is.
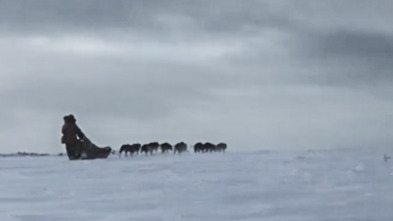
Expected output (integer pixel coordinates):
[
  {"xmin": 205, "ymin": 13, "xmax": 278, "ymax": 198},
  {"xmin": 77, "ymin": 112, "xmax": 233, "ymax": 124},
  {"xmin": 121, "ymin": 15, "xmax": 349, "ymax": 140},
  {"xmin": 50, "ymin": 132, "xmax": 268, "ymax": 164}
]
[{"xmin": 1, "ymin": 148, "xmax": 392, "ymax": 221}]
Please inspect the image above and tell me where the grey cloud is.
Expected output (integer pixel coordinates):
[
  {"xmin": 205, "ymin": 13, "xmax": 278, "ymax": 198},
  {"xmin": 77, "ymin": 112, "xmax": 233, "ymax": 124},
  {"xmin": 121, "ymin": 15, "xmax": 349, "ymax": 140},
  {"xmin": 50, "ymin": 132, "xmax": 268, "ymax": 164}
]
[
  {"xmin": 0, "ymin": 0, "xmax": 295, "ymax": 38},
  {"xmin": 0, "ymin": 59, "xmax": 224, "ymax": 121},
  {"xmin": 0, "ymin": 1, "xmax": 392, "ymax": 153}
]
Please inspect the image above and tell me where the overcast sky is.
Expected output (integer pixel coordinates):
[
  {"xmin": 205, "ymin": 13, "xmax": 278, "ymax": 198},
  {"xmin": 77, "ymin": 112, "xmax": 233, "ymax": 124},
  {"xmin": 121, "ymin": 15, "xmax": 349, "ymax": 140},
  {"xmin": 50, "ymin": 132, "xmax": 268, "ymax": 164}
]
[{"xmin": 0, "ymin": 0, "xmax": 392, "ymax": 153}]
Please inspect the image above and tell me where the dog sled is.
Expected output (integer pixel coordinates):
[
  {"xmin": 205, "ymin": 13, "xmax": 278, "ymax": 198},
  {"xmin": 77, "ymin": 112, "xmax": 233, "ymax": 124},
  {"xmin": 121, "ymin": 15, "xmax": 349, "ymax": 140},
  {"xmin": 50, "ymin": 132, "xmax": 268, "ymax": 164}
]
[{"xmin": 78, "ymin": 137, "xmax": 112, "ymax": 160}]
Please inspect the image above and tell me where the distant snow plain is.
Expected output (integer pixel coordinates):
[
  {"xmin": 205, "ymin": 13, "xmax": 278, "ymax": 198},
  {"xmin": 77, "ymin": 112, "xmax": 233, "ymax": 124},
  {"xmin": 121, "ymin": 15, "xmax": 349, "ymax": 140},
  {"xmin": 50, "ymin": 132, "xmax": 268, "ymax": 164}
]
[{"xmin": 1, "ymin": 147, "xmax": 392, "ymax": 221}]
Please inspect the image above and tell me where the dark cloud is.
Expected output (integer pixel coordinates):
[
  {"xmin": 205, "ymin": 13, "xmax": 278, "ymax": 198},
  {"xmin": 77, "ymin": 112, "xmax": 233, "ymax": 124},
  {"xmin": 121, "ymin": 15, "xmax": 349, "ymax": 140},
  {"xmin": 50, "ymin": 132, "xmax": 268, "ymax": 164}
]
[
  {"xmin": 292, "ymin": 30, "xmax": 393, "ymax": 86},
  {"xmin": 318, "ymin": 31, "xmax": 393, "ymax": 59}
]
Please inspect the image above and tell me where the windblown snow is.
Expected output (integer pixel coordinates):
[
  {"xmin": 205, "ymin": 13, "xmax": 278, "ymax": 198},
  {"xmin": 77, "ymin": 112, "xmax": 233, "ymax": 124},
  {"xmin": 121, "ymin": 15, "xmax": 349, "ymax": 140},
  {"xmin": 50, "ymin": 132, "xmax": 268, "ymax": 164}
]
[{"xmin": 1, "ymin": 148, "xmax": 392, "ymax": 221}]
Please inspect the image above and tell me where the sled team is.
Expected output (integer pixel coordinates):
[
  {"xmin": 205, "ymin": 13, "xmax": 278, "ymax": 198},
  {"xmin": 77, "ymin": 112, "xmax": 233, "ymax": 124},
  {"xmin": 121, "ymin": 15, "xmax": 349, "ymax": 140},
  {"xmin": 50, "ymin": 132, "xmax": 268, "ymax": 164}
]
[
  {"xmin": 119, "ymin": 141, "xmax": 227, "ymax": 157},
  {"xmin": 61, "ymin": 114, "xmax": 227, "ymax": 160}
]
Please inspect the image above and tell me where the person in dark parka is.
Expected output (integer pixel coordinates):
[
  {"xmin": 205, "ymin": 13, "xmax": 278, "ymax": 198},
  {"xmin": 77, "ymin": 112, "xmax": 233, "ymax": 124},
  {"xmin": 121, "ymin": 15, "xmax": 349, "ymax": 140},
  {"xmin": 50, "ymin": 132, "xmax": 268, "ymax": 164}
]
[{"xmin": 61, "ymin": 114, "xmax": 85, "ymax": 160}]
